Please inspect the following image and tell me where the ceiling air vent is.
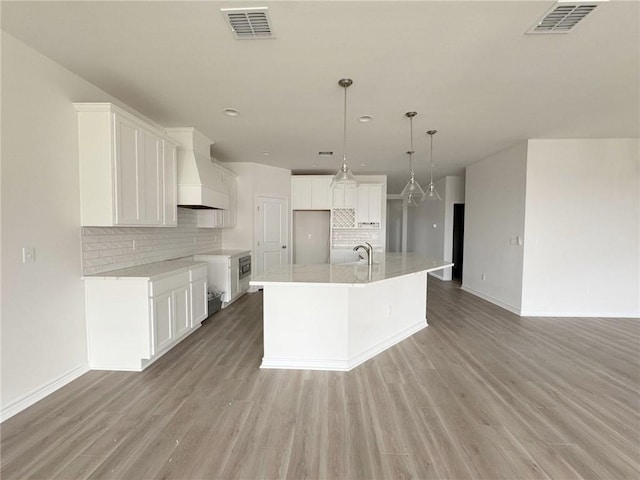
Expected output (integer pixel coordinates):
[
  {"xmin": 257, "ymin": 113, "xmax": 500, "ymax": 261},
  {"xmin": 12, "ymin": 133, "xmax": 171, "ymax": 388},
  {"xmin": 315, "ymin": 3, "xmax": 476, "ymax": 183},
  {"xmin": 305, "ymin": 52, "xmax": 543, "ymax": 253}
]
[
  {"xmin": 221, "ymin": 7, "xmax": 274, "ymax": 39},
  {"xmin": 527, "ymin": 2, "xmax": 599, "ymax": 34}
]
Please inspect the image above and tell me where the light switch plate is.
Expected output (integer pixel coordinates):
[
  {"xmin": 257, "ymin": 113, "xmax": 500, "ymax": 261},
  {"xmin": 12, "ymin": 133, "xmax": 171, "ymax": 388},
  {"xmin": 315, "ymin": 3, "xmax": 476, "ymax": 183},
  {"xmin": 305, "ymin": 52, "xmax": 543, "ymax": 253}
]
[{"xmin": 22, "ymin": 247, "xmax": 35, "ymax": 263}]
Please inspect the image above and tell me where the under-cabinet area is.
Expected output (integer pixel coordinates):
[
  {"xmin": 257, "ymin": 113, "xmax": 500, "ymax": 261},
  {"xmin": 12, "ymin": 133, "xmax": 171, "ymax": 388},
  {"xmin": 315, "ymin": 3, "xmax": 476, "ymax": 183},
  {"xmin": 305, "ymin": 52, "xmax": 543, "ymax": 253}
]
[{"xmin": 84, "ymin": 260, "xmax": 208, "ymax": 371}]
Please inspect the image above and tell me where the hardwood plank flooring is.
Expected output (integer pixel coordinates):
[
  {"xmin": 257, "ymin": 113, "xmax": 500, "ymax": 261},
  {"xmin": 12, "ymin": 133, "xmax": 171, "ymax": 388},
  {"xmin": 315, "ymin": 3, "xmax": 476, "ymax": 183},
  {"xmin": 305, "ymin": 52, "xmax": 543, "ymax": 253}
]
[{"xmin": 2, "ymin": 279, "xmax": 639, "ymax": 479}]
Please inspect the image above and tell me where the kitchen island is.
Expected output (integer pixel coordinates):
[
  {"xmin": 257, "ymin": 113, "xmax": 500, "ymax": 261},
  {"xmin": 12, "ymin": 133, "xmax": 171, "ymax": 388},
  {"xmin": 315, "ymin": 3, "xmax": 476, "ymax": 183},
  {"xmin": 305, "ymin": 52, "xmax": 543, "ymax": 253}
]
[{"xmin": 250, "ymin": 253, "xmax": 452, "ymax": 371}]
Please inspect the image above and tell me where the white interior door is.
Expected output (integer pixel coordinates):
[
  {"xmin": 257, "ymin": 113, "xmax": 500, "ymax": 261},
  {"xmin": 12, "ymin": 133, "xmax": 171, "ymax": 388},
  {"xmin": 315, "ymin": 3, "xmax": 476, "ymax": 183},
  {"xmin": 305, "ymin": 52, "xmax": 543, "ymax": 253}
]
[{"xmin": 256, "ymin": 196, "xmax": 289, "ymax": 275}]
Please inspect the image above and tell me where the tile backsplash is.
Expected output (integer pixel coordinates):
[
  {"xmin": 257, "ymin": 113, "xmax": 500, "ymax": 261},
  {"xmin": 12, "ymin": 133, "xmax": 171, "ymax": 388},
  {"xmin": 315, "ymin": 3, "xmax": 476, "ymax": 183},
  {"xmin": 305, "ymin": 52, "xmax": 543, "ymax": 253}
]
[
  {"xmin": 81, "ymin": 208, "xmax": 222, "ymax": 275},
  {"xmin": 332, "ymin": 229, "xmax": 382, "ymax": 249}
]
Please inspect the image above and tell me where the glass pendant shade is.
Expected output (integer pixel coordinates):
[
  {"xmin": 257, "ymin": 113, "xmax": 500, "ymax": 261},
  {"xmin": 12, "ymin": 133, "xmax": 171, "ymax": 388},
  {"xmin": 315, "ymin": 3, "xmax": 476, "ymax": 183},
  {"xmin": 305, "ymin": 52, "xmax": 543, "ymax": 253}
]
[
  {"xmin": 331, "ymin": 160, "xmax": 357, "ymax": 187},
  {"xmin": 332, "ymin": 78, "xmax": 357, "ymax": 188},
  {"xmin": 401, "ymin": 175, "xmax": 425, "ymax": 199},
  {"xmin": 425, "ymin": 130, "xmax": 441, "ymax": 201},
  {"xmin": 425, "ymin": 182, "xmax": 442, "ymax": 201}
]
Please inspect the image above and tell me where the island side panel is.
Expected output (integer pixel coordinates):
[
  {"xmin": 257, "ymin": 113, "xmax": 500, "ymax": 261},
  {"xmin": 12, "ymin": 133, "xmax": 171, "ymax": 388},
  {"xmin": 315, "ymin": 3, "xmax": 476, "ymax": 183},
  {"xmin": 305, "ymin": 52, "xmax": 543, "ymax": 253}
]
[
  {"xmin": 261, "ymin": 284, "xmax": 350, "ymax": 370},
  {"xmin": 347, "ymin": 271, "xmax": 428, "ymax": 369}
]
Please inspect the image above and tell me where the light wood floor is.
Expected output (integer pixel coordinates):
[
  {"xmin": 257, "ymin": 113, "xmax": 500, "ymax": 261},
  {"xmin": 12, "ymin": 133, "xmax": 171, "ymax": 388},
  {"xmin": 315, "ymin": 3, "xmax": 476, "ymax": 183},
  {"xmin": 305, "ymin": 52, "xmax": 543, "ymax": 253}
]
[{"xmin": 2, "ymin": 279, "xmax": 639, "ymax": 479}]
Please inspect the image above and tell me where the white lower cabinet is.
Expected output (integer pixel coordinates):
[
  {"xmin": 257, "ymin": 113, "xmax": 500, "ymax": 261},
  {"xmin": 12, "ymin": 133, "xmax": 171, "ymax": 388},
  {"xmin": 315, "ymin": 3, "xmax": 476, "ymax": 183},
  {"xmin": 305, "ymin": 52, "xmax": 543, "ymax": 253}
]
[
  {"xmin": 152, "ymin": 291, "xmax": 174, "ymax": 354},
  {"xmin": 190, "ymin": 276, "xmax": 208, "ymax": 327},
  {"xmin": 85, "ymin": 263, "xmax": 207, "ymax": 371},
  {"xmin": 172, "ymin": 284, "xmax": 191, "ymax": 341}
]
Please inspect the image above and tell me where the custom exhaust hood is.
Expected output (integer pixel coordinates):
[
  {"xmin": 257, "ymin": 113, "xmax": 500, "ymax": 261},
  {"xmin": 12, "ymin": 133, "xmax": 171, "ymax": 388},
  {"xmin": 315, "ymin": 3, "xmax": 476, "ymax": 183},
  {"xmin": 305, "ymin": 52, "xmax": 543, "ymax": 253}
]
[{"xmin": 166, "ymin": 128, "xmax": 229, "ymax": 210}]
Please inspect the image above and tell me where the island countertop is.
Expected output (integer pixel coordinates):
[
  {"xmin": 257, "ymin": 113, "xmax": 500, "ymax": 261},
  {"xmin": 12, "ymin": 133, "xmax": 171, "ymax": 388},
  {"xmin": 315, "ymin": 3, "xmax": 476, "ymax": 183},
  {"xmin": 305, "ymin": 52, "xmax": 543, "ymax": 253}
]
[{"xmin": 250, "ymin": 253, "xmax": 452, "ymax": 287}]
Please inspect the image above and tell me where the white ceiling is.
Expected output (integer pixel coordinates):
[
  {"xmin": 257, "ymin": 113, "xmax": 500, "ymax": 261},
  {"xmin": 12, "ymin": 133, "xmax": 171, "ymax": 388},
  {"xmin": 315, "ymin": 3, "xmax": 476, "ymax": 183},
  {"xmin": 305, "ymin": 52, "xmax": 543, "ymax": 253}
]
[{"xmin": 2, "ymin": 0, "xmax": 639, "ymax": 192}]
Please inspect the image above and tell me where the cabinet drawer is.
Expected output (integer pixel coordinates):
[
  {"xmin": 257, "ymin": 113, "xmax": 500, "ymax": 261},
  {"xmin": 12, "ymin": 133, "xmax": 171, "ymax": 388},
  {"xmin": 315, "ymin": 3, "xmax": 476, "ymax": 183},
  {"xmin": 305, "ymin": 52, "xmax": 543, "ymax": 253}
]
[
  {"xmin": 149, "ymin": 272, "xmax": 190, "ymax": 297},
  {"xmin": 190, "ymin": 265, "xmax": 207, "ymax": 283}
]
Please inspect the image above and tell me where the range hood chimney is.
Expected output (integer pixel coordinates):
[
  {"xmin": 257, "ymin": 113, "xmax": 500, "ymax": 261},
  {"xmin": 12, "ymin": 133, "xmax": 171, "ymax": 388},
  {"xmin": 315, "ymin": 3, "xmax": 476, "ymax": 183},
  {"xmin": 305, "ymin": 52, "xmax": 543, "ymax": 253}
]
[{"xmin": 166, "ymin": 128, "xmax": 229, "ymax": 210}]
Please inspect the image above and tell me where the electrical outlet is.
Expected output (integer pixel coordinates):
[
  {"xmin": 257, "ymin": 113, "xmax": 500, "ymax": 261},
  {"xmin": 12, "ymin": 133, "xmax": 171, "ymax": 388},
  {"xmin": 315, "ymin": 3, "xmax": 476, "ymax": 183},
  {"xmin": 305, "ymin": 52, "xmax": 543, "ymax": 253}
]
[
  {"xmin": 193, "ymin": 237, "xmax": 197, "ymax": 245},
  {"xmin": 132, "ymin": 239, "xmax": 137, "ymax": 250},
  {"xmin": 22, "ymin": 247, "xmax": 35, "ymax": 263},
  {"xmin": 386, "ymin": 305, "xmax": 391, "ymax": 317},
  {"xmin": 481, "ymin": 274, "xmax": 487, "ymax": 281}
]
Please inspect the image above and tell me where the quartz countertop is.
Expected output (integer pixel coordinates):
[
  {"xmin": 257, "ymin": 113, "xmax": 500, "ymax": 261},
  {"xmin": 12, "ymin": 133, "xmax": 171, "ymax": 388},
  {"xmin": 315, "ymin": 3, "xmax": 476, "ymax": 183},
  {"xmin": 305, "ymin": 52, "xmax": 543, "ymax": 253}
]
[
  {"xmin": 194, "ymin": 249, "xmax": 251, "ymax": 258},
  {"xmin": 250, "ymin": 253, "xmax": 452, "ymax": 287},
  {"xmin": 83, "ymin": 259, "xmax": 208, "ymax": 281}
]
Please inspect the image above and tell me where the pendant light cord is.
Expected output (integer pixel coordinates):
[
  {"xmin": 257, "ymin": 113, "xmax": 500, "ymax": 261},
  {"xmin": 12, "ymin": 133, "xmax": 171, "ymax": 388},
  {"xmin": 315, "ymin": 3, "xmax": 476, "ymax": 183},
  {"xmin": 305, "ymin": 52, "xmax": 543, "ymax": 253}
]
[
  {"xmin": 409, "ymin": 115, "xmax": 415, "ymax": 178},
  {"xmin": 427, "ymin": 130, "xmax": 436, "ymax": 185},
  {"xmin": 429, "ymin": 132, "xmax": 434, "ymax": 185},
  {"xmin": 343, "ymin": 83, "xmax": 348, "ymax": 165}
]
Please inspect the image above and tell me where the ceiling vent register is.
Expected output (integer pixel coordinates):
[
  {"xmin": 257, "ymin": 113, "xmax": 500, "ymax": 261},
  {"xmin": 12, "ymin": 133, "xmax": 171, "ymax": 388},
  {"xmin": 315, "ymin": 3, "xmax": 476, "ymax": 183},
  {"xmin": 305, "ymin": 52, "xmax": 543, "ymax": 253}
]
[
  {"xmin": 527, "ymin": 2, "xmax": 598, "ymax": 34},
  {"xmin": 221, "ymin": 7, "xmax": 274, "ymax": 39}
]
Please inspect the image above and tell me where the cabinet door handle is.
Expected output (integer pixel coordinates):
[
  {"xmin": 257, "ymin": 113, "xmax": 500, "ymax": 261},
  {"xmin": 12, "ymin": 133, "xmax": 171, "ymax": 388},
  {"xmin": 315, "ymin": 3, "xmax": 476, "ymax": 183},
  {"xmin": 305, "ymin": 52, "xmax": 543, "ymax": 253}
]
[{"xmin": 282, "ymin": 245, "xmax": 287, "ymax": 249}]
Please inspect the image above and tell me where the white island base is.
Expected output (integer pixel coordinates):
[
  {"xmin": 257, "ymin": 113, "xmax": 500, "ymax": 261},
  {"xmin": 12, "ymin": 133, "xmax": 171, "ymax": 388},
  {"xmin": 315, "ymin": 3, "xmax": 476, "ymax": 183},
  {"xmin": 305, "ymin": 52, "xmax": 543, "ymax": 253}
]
[{"xmin": 253, "ymin": 254, "xmax": 451, "ymax": 371}]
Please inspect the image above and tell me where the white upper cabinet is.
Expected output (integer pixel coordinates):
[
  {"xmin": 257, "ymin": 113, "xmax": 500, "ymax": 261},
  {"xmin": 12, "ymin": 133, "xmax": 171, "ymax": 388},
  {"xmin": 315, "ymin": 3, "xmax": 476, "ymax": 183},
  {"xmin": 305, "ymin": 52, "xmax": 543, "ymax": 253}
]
[
  {"xmin": 222, "ymin": 170, "xmax": 237, "ymax": 227},
  {"xmin": 332, "ymin": 184, "xmax": 358, "ymax": 209},
  {"xmin": 140, "ymin": 127, "xmax": 163, "ymax": 225},
  {"xmin": 356, "ymin": 183, "xmax": 383, "ymax": 228},
  {"xmin": 162, "ymin": 140, "xmax": 178, "ymax": 226},
  {"xmin": 75, "ymin": 103, "xmax": 177, "ymax": 227},
  {"xmin": 291, "ymin": 175, "xmax": 332, "ymax": 210}
]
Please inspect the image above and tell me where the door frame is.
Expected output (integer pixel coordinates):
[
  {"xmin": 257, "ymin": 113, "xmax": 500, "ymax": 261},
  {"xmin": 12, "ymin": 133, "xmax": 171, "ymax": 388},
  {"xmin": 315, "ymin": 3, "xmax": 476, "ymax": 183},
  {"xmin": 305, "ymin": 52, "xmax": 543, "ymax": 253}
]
[
  {"xmin": 386, "ymin": 194, "xmax": 409, "ymax": 253},
  {"xmin": 254, "ymin": 194, "xmax": 290, "ymax": 276}
]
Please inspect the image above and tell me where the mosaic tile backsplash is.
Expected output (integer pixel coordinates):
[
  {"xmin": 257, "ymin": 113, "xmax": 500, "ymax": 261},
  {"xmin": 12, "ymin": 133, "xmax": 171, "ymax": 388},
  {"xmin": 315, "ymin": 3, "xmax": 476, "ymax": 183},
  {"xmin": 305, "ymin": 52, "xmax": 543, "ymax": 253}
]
[
  {"xmin": 332, "ymin": 228, "xmax": 382, "ymax": 249},
  {"xmin": 81, "ymin": 208, "xmax": 222, "ymax": 275}
]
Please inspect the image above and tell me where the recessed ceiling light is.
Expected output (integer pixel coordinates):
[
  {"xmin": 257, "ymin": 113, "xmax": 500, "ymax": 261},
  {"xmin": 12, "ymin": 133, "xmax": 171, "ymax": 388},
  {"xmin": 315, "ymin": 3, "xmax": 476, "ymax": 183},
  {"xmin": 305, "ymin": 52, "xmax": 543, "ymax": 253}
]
[
  {"xmin": 263, "ymin": 152, "xmax": 270, "ymax": 156},
  {"xmin": 360, "ymin": 163, "xmax": 367, "ymax": 167},
  {"xmin": 223, "ymin": 108, "xmax": 239, "ymax": 117},
  {"xmin": 311, "ymin": 163, "xmax": 318, "ymax": 167},
  {"xmin": 358, "ymin": 115, "xmax": 373, "ymax": 123}
]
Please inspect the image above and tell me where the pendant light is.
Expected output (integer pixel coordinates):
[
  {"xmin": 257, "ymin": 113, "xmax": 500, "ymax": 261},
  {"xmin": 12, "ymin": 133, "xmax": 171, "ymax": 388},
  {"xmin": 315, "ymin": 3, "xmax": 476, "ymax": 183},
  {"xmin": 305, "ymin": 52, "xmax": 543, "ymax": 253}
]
[
  {"xmin": 425, "ymin": 130, "xmax": 442, "ymax": 201},
  {"xmin": 330, "ymin": 78, "xmax": 358, "ymax": 188},
  {"xmin": 400, "ymin": 111, "xmax": 425, "ymax": 204}
]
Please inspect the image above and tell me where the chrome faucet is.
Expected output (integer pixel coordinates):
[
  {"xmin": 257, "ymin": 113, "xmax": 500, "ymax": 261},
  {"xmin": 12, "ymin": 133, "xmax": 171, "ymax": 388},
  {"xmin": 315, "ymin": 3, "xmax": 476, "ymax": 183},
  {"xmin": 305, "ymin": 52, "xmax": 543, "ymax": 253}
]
[{"xmin": 353, "ymin": 242, "xmax": 373, "ymax": 266}]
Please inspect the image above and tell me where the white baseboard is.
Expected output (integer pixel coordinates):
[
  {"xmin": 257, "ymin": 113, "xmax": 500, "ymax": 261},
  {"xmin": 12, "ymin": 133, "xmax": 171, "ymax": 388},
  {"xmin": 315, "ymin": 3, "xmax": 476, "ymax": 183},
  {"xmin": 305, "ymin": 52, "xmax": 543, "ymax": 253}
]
[
  {"xmin": 260, "ymin": 320, "xmax": 427, "ymax": 372},
  {"xmin": 347, "ymin": 320, "xmax": 427, "ymax": 370},
  {"xmin": 520, "ymin": 309, "xmax": 640, "ymax": 318},
  {"xmin": 261, "ymin": 358, "xmax": 350, "ymax": 371},
  {"xmin": 460, "ymin": 285, "xmax": 522, "ymax": 315},
  {"xmin": 1, "ymin": 363, "xmax": 90, "ymax": 422}
]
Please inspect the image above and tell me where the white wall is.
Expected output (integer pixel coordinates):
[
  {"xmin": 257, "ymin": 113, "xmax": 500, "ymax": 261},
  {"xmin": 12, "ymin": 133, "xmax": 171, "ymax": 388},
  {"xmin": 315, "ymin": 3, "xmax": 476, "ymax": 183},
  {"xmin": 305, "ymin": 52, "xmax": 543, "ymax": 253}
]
[
  {"xmin": 1, "ymin": 33, "xmax": 120, "ymax": 419},
  {"xmin": 462, "ymin": 142, "xmax": 528, "ymax": 313},
  {"xmin": 406, "ymin": 176, "xmax": 465, "ymax": 280},
  {"xmin": 521, "ymin": 139, "xmax": 640, "ymax": 317},
  {"xmin": 386, "ymin": 199, "xmax": 403, "ymax": 252},
  {"xmin": 407, "ymin": 177, "xmax": 446, "ymax": 259},
  {"xmin": 441, "ymin": 176, "xmax": 466, "ymax": 280},
  {"xmin": 221, "ymin": 162, "xmax": 291, "ymax": 257}
]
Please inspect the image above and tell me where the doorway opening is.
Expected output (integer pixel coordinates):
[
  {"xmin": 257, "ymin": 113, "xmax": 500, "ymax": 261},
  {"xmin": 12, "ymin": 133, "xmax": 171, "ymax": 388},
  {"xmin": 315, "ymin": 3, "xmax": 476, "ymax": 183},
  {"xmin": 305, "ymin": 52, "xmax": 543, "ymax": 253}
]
[{"xmin": 452, "ymin": 203, "xmax": 465, "ymax": 282}]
